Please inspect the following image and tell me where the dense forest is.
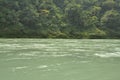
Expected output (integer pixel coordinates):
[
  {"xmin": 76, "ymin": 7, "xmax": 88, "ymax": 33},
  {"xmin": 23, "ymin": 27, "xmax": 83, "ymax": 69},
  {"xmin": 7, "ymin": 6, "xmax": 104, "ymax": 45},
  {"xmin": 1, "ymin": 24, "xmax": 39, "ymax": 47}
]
[{"xmin": 0, "ymin": 0, "xmax": 120, "ymax": 38}]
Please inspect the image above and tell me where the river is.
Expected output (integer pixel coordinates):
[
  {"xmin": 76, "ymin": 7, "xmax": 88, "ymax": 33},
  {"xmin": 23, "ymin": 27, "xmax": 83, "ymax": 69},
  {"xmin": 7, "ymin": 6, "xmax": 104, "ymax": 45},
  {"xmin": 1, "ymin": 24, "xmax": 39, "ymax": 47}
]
[{"xmin": 0, "ymin": 39, "xmax": 120, "ymax": 80}]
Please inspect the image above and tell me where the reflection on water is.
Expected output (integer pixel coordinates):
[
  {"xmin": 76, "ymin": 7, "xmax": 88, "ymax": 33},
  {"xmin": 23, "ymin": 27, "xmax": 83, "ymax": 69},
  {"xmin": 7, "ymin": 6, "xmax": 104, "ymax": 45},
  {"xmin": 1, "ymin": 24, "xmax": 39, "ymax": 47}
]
[{"xmin": 0, "ymin": 39, "xmax": 120, "ymax": 80}]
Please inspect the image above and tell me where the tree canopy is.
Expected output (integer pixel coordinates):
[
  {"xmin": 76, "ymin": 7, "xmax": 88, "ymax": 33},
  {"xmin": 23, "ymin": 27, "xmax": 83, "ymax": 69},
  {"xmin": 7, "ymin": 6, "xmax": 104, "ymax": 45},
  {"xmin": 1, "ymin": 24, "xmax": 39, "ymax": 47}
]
[{"xmin": 0, "ymin": 0, "xmax": 120, "ymax": 38}]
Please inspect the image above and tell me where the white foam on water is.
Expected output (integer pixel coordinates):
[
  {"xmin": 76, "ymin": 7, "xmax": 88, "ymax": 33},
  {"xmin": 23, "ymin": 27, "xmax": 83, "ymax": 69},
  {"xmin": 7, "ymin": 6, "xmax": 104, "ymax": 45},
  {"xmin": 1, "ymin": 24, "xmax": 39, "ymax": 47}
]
[
  {"xmin": 70, "ymin": 49, "xmax": 87, "ymax": 51},
  {"xmin": 38, "ymin": 54, "xmax": 72, "ymax": 57},
  {"xmin": 19, "ymin": 53, "xmax": 37, "ymax": 56},
  {"xmin": 45, "ymin": 48, "xmax": 59, "ymax": 51},
  {"xmin": 33, "ymin": 44, "xmax": 48, "ymax": 48},
  {"xmin": 14, "ymin": 44, "xmax": 48, "ymax": 49},
  {"xmin": 52, "ymin": 54, "xmax": 72, "ymax": 57},
  {"xmin": 15, "ymin": 66, "xmax": 28, "ymax": 69},
  {"xmin": 0, "ymin": 44, "xmax": 21, "ymax": 47},
  {"xmin": 12, "ymin": 66, "xmax": 28, "ymax": 72},
  {"xmin": 94, "ymin": 52, "xmax": 120, "ymax": 58},
  {"xmin": 80, "ymin": 61, "xmax": 90, "ymax": 63},
  {"xmin": 37, "ymin": 65, "xmax": 48, "ymax": 69},
  {"xmin": 0, "ymin": 44, "xmax": 11, "ymax": 47},
  {"xmin": 40, "ymin": 68, "xmax": 58, "ymax": 72}
]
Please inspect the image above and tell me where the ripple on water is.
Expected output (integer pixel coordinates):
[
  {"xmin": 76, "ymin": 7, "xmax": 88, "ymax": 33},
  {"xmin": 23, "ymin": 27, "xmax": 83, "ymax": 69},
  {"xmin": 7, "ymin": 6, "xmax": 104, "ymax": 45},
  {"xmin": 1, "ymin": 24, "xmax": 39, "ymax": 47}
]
[
  {"xmin": 5, "ymin": 57, "xmax": 32, "ymax": 61},
  {"xmin": 94, "ymin": 52, "xmax": 120, "ymax": 58},
  {"xmin": 12, "ymin": 66, "xmax": 28, "ymax": 72},
  {"xmin": 18, "ymin": 53, "xmax": 37, "ymax": 57}
]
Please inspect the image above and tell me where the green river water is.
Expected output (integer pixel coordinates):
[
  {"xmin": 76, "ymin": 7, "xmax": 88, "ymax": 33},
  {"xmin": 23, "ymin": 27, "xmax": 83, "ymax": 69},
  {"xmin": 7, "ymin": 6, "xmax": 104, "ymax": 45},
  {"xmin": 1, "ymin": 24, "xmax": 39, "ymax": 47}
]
[{"xmin": 0, "ymin": 39, "xmax": 120, "ymax": 80}]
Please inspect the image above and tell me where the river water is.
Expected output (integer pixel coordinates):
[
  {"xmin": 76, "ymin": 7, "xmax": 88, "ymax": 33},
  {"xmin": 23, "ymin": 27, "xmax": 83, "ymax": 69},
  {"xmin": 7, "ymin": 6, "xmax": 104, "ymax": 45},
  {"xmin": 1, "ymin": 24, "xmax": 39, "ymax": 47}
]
[{"xmin": 0, "ymin": 39, "xmax": 120, "ymax": 80}]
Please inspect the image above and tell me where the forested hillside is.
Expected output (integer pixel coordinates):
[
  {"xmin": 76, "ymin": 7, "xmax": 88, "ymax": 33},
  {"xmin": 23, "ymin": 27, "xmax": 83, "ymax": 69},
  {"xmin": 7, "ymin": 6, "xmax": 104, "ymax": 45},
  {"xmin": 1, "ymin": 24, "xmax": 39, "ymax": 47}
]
[{"xmin": 0, "ymin": 0, "xmax": 120, "ymax": 38}]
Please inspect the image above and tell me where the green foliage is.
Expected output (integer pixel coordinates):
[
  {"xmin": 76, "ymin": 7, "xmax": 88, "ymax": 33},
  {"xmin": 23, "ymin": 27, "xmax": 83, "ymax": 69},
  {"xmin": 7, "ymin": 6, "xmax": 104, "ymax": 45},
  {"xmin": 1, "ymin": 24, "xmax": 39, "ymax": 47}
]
[
  {"xmin": 102, "ymin": 0, "xmax": 116, "ymax": 10},
  {"xmin": 0, "ymin": 0, "xmax": 120, "ymax": 38},
  {"xmin": 101, "ymin": 10, "xmax": 120, "ymax": 37}
]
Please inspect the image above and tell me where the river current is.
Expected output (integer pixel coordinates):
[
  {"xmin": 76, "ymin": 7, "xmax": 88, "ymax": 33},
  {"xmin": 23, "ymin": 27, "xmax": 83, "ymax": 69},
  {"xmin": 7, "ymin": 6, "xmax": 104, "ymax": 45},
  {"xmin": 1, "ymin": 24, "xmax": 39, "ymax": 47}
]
[{"xmin": 0, "ymin": 39, "xmax": 120, "ymax": 80}]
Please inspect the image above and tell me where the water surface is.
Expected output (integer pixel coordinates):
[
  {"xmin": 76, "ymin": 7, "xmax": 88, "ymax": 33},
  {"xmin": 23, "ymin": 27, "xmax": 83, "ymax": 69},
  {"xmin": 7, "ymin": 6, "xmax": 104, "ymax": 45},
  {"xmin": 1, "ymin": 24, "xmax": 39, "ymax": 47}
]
[{"xmin": 0, "ymin": 39, "xmax": 120, "ymax": 80}]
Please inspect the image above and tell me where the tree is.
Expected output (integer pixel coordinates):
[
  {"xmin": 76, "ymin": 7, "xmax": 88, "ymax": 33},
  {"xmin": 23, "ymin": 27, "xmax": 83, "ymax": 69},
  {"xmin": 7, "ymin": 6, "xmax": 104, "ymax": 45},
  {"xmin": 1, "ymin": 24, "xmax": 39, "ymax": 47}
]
[
  {"xmin": 102, "ymin": 0, "xmax": 116, "ymax": 10},
  {"xmin": 65, "ymin": 3, "xmax": 83, "ymax": 28},
  {"xmin": 101, "ymin": 10, "xmax": 120, "ymax": 37},
  {"xmin": 0, "ymin": 0, "xmax": 120, "ymax": 38}
]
